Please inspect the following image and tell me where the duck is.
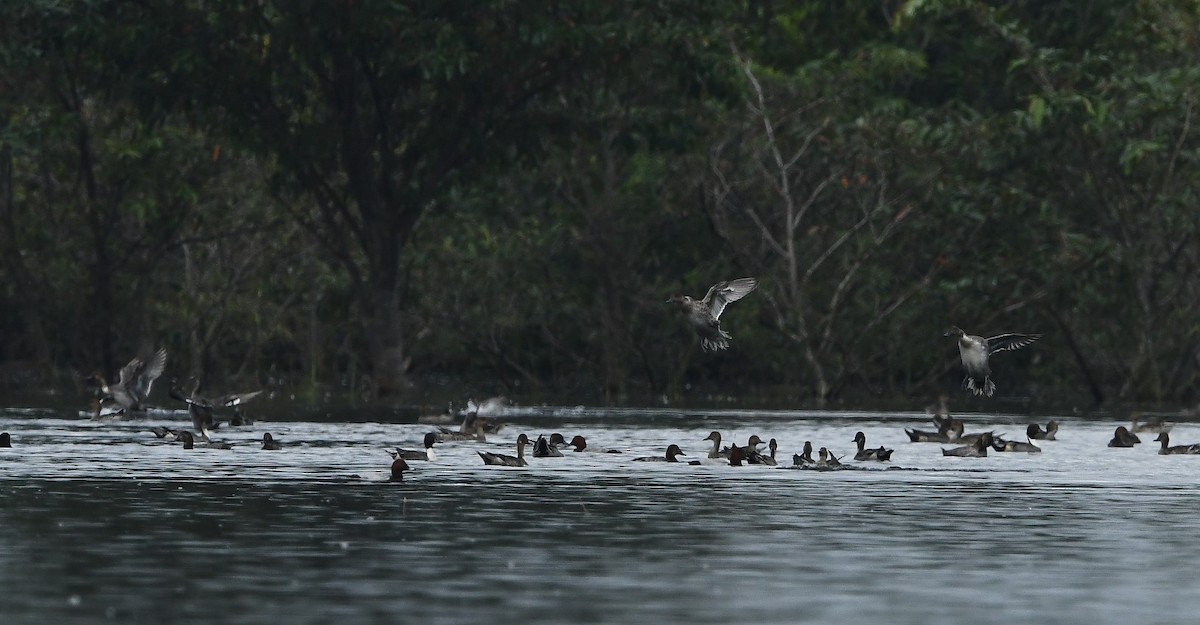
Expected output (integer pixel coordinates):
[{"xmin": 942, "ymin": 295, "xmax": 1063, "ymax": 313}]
[
  {"xmin": 816, "ymin": 447, "xmax": 844, "ymax": 467},
  {"xmin": 0, "ymin": 432, "xmax": 10, "ymax": 447},
  {"xmin": 955, "ymin": 429, "xmax": 1000, "ymax": 446},
  {"xmin": 169, "ymin": 377, "xmax": 217, "ymax": 441},
  {"xmin": 942, "ymin": 433, "xmax": 992, "ymax": 457},
  {"xmin": 852, "ymin": 432, "xmax": 894, "ymax": 461},
  {"xmin": 668, "ymin": 277, "xmax": 758, "ymax": 351},
  {"xmin": 704, "ymin": 431, "xmax": 727, "ymax": 459},
  {"xmin": 436, "ymin": 419, "xmax": 487, "ymax": 443},
  {"xmin": 727, "ymin": 445, "xmax": 745, "ymax": 466},
  {"xmin": 1131, "ymin": 413, "xmax": 1172, "ymax": 434},
  {"xmin": 944, "ymin": 327, "xmax": 1042, "ymax": 397},
  {"xmin": 723, "ymin": 435, "xmax": 766, "ymax": 458},
  {"xmin": 1107, "ymin": 426, "xmax": 1141, "ymax": 448},
  {"xmin": 1155, "ymin": 432, "xmax": 1200, "ymax": 455},
  {"xmin": 261, "ymin": 432, "xmax": 283, "ymax": 450},
  {"xmin": 389, "ymin": 433, "xmax": 438, "ymax": 461},
  {"xmin": 1027, "ymin": 422, "xmax": 1058, "ymax": 441},
  {"xmin": 750, "ymin": 438, "xmax": 779, "ymax": 466},
  {"xmin": 792, "ymin": 441, "xmax": 816, "ymax": 466},
  {"xmin": 85, "ymin": 347, "xmax": 168, "ymax": 411},
  {"xmin": 390, "ymin": 458, "xmax": 410, "ymax": 482},
  {"xmin": 905, "ymin": 419, "xmax": 964, "ymax": 443},
  {"xmin": 992, "ymin": 437, "xmax": 1041, "ymax": 453},
  {"xmin": 633, "ymin": 444, "xmax": 693, "ymax": 463},
  {"xmin": 566, "ymin": 435, "xmax": 622, "ymax": 453},
  {"xmin": 478, "ymin": 433, "xmax": 530, "ymax": 467},
  {"xmin": 532, "ymin": 434, "xmax": 565, "ymax": 458},
  {"xmin": 177, "ymin": 431, "xmax": 232, "ymax": 450},
  {"xmin": 220, "ymin": 390, "xmax": 263, "ymax": 426}
]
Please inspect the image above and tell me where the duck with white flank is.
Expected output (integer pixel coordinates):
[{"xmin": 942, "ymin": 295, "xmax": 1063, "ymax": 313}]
[
  {"xmin": 992, "ymin": 436, "xmax": 1041, "ymax": 453},
  {"xmin": 389, "ymin": 433, "xmax": 438, "ymax": 461},
  {"xmin": 944, "ymin": 327, "xmax": 1042, "ymax": 397},
  {"xmin": 668, "ymin": 278, "xmax": 758, "ymax": 351},
  {"xmin": 478, "ymin": 434, "xmax": 530, "ymax": 467}
]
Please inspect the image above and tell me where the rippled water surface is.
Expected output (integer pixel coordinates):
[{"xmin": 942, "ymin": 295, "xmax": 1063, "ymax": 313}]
[{"xmin": 2, "ymin": 404, "xmax": 1199, "ymax": 624}]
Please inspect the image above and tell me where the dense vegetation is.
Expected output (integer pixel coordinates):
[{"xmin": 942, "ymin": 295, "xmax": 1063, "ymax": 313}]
[{"xmin": 1, "ymin": 0, "xmax": 1197, "ymax": 409}]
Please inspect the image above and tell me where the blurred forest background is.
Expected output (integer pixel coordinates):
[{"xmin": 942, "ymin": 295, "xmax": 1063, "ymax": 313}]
[{"xmin": 0, "ymin": 1, "xmax": 1197, "ymax": 409}]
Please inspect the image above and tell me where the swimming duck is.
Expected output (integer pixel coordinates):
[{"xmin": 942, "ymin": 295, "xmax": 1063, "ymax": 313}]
[
  {"xmin": 178, "ymin": 431, "xmax": 232, "ymax": 450},
  {"xmin": 390, "ymin": 458, "xmax": 410, "ymax": 482},
  {"xmin": 567, "ymin": 435, "xmax": 622, "ymax": 453},
  {"xmin": 728, "ymin": 445, "xmax": 745, "ymax": 466},
  {"xmin": 816, "ymin": 447, "xmax": 844, "ymax": 467},
  {"xmin": 852, "ymin": 432, "xmax": 894, "ymax": 461},
  {"xmin": 261, "ymin": 432, "xmax": 283, "ymax": 450},
  {"xmin": 532, "ymin": 434, "xmax": 565, "ymax": 458},
  {"xmin": 1107, "ymin": 426, "xmax": 1141, "ymax": 448},
  {"xmin": 906, "ymin": 419, "xmax": 964, "ymax": 443},
  {"xmin": 1131, "ymin": 413, "xmax": 1172, "ymax": 434},
  {"xmin": 992, "ymin": 437, "xmax": 1041, "ymax": 453},
  {"xmin": 633, "ymin": 444, "xmax": 690, "ymax": 463},
  {"xmin": 722, "ymin": 435, "xmax": 766, "ymax": 458},
  {"xmin": 748, "ymin": 438, "xmax": 779, "ymax": 466},
  {"xmin": 1027, "ymin": 422, "xmax": 1058, "ymax": 441},
  {"xmin": 436, "ymin": 419, "xmax": 487, "ymax": 443},
  {"xmin": 704, "ymin": 431, "xmax": 727, "ymax": 459},
  {"xmin": 942, "ymin": 434, "xmax": 992, "ymax": 457},
  {"xmin": 792, "ymin": 441, "xmax": 816, "ymax": 466},
  {"xmin": 1155, "ymin": 432, "xmax": 1200, "ymax": 455},
  {"xmin": 86, "ymin": 347, "xmax": 168, "ymax": 411},
  {"xmin": 668, "ymin": 277, "xmax": 758, "ymax": 351},
  {"xmin": 0, "ymin": 432, "xmax": 10, "ymax": 447},
  {"xmin": 944, "ymin": 327, "xmax": 1042, "ymax": 397},
  {"xmin": 478, "ymin": 433, "xmax": 530, "ymax": 467},
  {"xmin": 389, "ymin": 433, "xmax": 438, "ymax": 461}
]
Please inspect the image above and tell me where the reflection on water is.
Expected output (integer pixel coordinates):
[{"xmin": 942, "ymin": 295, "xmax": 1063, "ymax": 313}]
[{"xmin": 2, "ymin": 406, "xmax": 1199, "ymax": 624}]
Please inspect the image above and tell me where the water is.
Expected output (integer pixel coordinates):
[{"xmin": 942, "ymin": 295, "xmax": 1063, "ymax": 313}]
[{"xmin": 2, "ymin": 405, "xmax": 1198, "ymax": 624}]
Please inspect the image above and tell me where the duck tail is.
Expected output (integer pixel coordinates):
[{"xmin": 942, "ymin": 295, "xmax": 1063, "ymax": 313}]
[{"xmin": 701, "ymin": 330, "xmax": 732, "ymax": 352}]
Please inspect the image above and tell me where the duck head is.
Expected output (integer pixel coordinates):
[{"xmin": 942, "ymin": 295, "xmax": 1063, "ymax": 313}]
[
  {"xmin": 390, "ymin": 458, "xmax": 410, "ymax": 482},
  {"xmin": 943, "ymin": 326, "xmax": 965, "ymax": 338}
]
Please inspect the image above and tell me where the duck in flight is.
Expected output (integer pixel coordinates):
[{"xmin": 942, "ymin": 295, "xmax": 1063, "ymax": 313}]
[
  {"xmin": 669, "ymin": 278, "xmax": 758, "ymax": 351},
  {"xmin": 944, "ymin": 327, "xmax": 1041, "ymax": 397}
]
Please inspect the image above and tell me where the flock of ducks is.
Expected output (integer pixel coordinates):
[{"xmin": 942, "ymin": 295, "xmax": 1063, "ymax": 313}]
[{"xmin": 0, "ymin": 280, "xmax": 1194, "ymax": 482}]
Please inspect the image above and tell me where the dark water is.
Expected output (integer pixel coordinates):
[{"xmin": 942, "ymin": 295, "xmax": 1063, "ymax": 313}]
[{"xmin": 2, "ymin": 405, "xmax": 1198, "ymax": 624}]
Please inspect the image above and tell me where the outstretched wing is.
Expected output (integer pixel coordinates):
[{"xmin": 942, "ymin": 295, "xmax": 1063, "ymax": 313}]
[
  {"xmin": 985, "ymin": 333, "xmax": 1042, "ymax": 355},
  {"xmin": 135, "ymin": 348, "xmax": 168, "ymax": 398},
  {"xmin": 701, "ymin": 277, "xmax": 759, "ymax": 320}
]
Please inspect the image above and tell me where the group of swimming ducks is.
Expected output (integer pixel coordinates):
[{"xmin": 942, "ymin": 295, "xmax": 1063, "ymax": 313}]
[{"xmin": 380, "ymin": 407, "xmax": 1200, "ymax": 481}]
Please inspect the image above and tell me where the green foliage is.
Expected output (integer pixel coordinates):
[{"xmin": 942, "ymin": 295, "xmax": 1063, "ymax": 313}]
[{"xmin": 0, "ymin": 0, "xmax": 1197, "ymax": 406}]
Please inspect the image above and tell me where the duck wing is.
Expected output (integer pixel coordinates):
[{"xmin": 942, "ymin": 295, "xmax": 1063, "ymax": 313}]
[
  {"xmin": 122, "ymin": 348, "xmax": 167, "ymax": 399},
  {"xmin": 701, "ymin": 278, "xmax": 758, "ymax": 320},
  {"xmin": 985, "ymin": 333, "xmax": 1041, "ymax": 355}
]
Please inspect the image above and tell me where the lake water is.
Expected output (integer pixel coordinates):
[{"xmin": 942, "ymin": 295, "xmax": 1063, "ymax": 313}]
[{"xmin": 1, "ymin": 403, "xmax": 1198, "ymax": 624}]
